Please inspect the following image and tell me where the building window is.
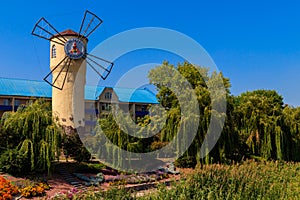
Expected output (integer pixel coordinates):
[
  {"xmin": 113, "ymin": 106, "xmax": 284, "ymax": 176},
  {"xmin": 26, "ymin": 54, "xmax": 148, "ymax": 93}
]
[
  {"xmin": 51, "ymin": 45, "xmax": 56, "ymax": 58},
  {"xmin": 104, "ymin": 92, "xmax": 112, "ymax": 99},
  {"xmin": 3, "ymin": 99, "xmax": 11, "ymax": 106},
  {"xmin": 101, "ymin": 103, "xmax": 111, "ymax": 111},
  {"xmin": 14, "ymin": 99, "xmax": 21, "ymax": 106},
  {"xmin": 141, "ymin": 105, "xmax": 147, "ymax": 111}
]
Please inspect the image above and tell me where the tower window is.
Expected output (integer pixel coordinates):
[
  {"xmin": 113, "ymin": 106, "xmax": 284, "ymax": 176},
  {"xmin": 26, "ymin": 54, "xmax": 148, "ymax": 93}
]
[{"xmin": 51, "ymin": 45, "xmax": 56, "ymax": 58}]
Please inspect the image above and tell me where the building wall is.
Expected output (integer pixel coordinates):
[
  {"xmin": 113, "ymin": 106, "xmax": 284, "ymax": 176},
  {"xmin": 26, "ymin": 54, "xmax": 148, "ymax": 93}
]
[
  {"xmin": 98, "ymin": 88, "xmax": 115, "ymax": 118},
  {"xmin": 0, "ymin": 96, "xmax": 51, "ymax": 118},
  {"xmin": 84, "ymin": 100, "xmax": 98, "ymax": 134}
]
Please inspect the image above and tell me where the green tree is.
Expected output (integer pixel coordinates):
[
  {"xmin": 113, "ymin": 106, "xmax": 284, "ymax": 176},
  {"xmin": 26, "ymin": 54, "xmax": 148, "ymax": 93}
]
[
  {"xmin": 0, "ymin": 100, "xmax": 61, "ymax": 174},
  {"xmin": 148, "ymin": 61, "xmax": 240, "ymax": 166},
  {"xmin": 90, "ymin": 61, "xmax": 300, "ymax": 168},
  {"xmin": 234, "ymin": 90, "xmax": 293, "ymax": 160},
  {"xmin": 282, "ymin": 106, "xmax": 300, "ymax": 161}
]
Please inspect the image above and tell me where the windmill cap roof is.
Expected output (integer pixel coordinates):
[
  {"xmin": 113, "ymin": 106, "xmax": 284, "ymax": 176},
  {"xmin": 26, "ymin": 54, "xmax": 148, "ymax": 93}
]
[{"xmin": 51, "ymin": 29, "xmax": 87, "ymax": 40}]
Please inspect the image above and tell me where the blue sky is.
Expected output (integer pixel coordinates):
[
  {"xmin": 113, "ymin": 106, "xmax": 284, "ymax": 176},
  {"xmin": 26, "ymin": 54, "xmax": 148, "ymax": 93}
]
[{"xmin": 1, "ymin": 1, "xmax": 300, "ymax": 106}]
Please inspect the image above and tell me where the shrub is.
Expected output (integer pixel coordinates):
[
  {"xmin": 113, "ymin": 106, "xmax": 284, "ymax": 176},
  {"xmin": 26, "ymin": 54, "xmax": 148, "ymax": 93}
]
[
  {"xmin": 0, "ymin": 148, "xmax": 30, "ymax": 175},
  {"xmin": 174, "ymin": 156, "xmax": 197, "ymax": 168},
  {"xmin": 62, "ymin": 131, "xmax": 91, "ymax": 162},
  {"xmin": 0, "ymin": 100, "xmax": 61, "ymax": 175},
  {"xmin": 75, "ymin": 162, "xmax": 106, "ymax": 173},
  {"xmin": 73, "ymin": 147, "xmax": 92, "ymax": 163}
]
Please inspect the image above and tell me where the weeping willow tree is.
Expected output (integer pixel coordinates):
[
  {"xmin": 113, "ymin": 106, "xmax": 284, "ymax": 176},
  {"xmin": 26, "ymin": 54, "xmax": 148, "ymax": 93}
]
[
  {"xmin": 0, "ymin": 100, "xmax": 61, "ymax": 174},
  {"xmin": 234, "ymin": 90, "xmax": 293, "ymax": 161},
  {"xmin": 92, "ymin": 62, "xmax": 238, "ymax": 168},
  {"xmin": 282, "ymin": 106, "xmax": 300, "ymax": 161},
  {"xmin": 148, "ymin": 61, "xmax": 240, "ymax": 167},
  {"xmin": 90, "ymin": 103, "xmax": 168, "ymax": 170},
  {"xmin": 89, "ymin": 61, "xmax": 300, "ymax": 169}
]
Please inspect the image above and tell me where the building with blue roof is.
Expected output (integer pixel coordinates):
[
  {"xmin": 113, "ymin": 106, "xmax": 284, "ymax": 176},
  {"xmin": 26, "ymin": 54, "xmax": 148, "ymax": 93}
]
[{"xmin": 0, "ymin": 77, "xmax": 158, "ymax": 132}]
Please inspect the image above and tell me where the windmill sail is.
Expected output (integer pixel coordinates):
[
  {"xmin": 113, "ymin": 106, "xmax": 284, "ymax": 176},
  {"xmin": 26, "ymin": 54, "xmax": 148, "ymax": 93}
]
[
  {"xmin": 32, "ymin": 18, "xmax": 68, "ymax": 46},
  {"xmin": 43, "ymin": 56, "xmax": 72, "ymax": 90},
  {"xmin": 78, "ymin": 10, "xmax": 103, "ymax": 39},
  {"xmin": 85, "ymin": 53, "xmax": 114, "ymax": 80}
]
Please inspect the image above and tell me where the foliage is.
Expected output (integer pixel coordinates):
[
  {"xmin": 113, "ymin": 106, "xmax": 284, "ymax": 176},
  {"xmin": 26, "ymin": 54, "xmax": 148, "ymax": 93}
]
[
  {"xmin": 234, "ymin": 90, "xmax": 294, "ymax": 161},
  {"xmin": 74, "ymin": 162, "xmax": 106, "ymax": 173},
  {"xmin": 174, "ymin": 156, "xmax": 197, "ymax": 168},
  {"xmin": 108, "ymin": 179, "xmax": 127, "ymax": 186},
  {"xmin": 0, "ymin": 100, "xmax": 61, "ymax": 174},
  {"xmin": 92, "ymin": 61, "xmax": 238, "ymax": 168},
  {"xmin": 0, "ymin": 176, "xmax": 19, "ymax": 200},
  {"xmin": 282, "ymin": 106, "xmax": 300, "ymax": 161},
  {"xmin": 0, "ymin": 148, "xmax": 30, "ymax": 175},
  {"xmin": 150, "ymin": 141, "xmax": 168, "ymax": 151},
  {"xmin": 93, "ymin": 112, "xmax": 160, "ymax": 168},
  {"xmin": 92, "ymin": 61, "xmax": 300, "ymax": 168},
  {"xmin": 148, "ymin": 61, "xmax": 300, "ymax": 164},
  {"xmin": 148, "ymin": 61, "xmax": 240, "ymax": 166},
  {"xmin": 0, "ymin": 125, "xmax": 19, "ymax": 154},
  {"xmin": 62, "ymin": 131, "xmax": 91, "ymax": 162},
  {"xmin": 51, "ymin": 187, "xmax": 134, "ymax": 200},
  {"xmin": 141, "ymin": 160, "xmax": 300, "ymax": 200},
  {"xmin": 47, "ymin": 161, "xmax": 300, "ymax": 199}
]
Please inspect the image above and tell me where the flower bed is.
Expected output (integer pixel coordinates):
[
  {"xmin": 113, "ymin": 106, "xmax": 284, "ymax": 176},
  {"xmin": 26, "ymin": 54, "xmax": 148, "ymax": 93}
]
[
  {"xmin": 0, "ymin": 175, "xmax": 52, "ymax": 199},
  {"xmin": 20, "ymin": 182, "xmax": 51, "ymax": 198},
  {"xmin": 0, "ymin": 176, "xmax": 18, "ymax": 200}
]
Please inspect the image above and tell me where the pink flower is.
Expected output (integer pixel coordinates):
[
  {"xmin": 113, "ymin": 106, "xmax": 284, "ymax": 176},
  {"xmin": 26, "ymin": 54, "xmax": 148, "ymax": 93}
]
[
  {"xmin": 71, "ymin": 188, "xmax": 78, "ymax": 193},
  {"xmin": 68, "ymin": 192, "xmax": 73, "ymax": 199}
]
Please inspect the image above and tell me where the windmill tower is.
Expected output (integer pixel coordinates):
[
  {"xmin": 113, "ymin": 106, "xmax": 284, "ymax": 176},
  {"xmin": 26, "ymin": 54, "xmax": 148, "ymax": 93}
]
[
  {"xmin": 32, "ymin": 11, "xmax": 113, "ymax": 129},
  {"xmin": 49, "ymin": 30, "xmax": 87, "ymax": 128}
]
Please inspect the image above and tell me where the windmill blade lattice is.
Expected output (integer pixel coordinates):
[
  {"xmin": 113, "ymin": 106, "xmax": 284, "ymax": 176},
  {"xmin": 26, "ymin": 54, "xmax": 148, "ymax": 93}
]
[
  {"xmin": 32, "ymin": 18, "xmax": 68, "ymax": 46},
  {"xmin": 85, "ymin": 53, "xmax": 114, "ymax": 80},
  {"xmin": 43, "ymin": 56, "xmax": 72, "ymax": 90},
  {"xmin": 32, "ymin": 10, "xmax": 114, "ymax": 90},
  {"xmin": 78, "ymin": 10, "xmax": 103, "ymax": 39}
]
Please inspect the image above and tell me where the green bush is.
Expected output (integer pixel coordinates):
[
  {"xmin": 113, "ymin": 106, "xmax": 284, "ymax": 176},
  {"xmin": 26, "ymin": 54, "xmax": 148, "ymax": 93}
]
[
  {"xmin": 0, "ymin": 148, "xmax": 30, "ymax": 175},
  {"xmin": 174, "ymin": 156, "xmax": 197, "ymax": 168},
  {"xmin": 73, "ymin": 147, "xmax": 91, "ymax": 162},
  {"xmin": 75, "ymin": 162, "xmax": 106, "ymax": 173},
  {"xmin": 0, "ymin": 100, "xmax": 61, "ymax": 175},
  {"xmin": 62, "ymin": 132, "xmax": 91, "ymax": 162}
]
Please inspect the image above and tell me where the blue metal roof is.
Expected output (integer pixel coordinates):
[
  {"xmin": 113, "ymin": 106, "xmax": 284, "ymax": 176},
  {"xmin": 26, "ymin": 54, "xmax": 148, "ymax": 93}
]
[
  {"xmin": 84, "ymin": 85, "xmax": 105, "ymax": 101},
  {"xmin": 114, "ymin": 87, "xmax": 158, "ymax": 104},
  {"xmin": 0, "ymin": 77, "xmax": 51, "ymax": 98},
  {"xmin": 0, "ymin": 77, "xmax": 158, "ymax": 103}
]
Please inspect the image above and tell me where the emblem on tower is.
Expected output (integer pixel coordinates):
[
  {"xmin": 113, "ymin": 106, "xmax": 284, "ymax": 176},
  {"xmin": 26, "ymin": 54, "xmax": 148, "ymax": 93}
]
[{"xmin": 64, "ymin": 38, "xmax": 85, "ymax": 59}]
